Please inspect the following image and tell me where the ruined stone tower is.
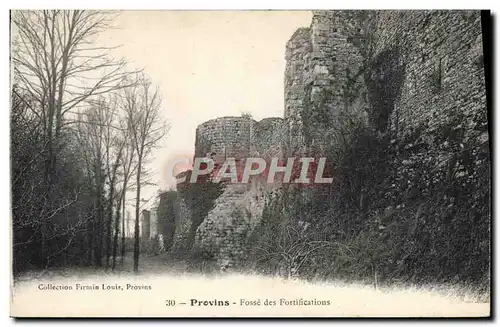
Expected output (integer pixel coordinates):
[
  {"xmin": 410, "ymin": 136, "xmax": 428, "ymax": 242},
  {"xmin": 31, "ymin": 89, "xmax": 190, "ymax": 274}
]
[
  {"xmin": 195, "ymin": 116, "xmax": 253, "ymax": 163},
  {"xmin": 284, "ymin": 11, "xmax": 368, "ymax": 155},
  {"xmin": 171, "ymin": 10, "xmax": 487, "ymax": 271}
]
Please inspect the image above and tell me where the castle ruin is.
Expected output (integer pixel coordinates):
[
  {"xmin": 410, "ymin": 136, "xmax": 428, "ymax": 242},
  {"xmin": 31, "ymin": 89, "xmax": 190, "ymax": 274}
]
[{"xmin": 168, "ymin": 10, "xmax": 487, "ymax": 270}]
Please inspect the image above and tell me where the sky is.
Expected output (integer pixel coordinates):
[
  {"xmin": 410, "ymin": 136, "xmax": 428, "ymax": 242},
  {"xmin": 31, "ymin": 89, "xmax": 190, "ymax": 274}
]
[{"xmin": 96, "ymin": 10, "xmax": 312, "ymax": 210}]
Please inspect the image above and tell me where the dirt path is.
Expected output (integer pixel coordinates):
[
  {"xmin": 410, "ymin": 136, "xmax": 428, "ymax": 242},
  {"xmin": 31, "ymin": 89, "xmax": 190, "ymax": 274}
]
[
  {"xmin": 119, "ymin": 252, "xmax": 190, "ymax": 275},
  {"xmin": 14, "ymin": 252, "xmax": 190, "ymax": 282}
]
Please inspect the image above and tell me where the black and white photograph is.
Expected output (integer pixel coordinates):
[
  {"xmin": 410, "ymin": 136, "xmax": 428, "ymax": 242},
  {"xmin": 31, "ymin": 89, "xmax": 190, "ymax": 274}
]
[{"xmin": 8, "ymin": 8, "xmax": 492, "ymax": 318}]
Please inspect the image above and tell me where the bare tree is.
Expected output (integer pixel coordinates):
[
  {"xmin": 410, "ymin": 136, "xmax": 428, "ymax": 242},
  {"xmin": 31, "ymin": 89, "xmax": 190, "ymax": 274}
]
[
  {"xmin": 114, "ymin": 115, "xmax": 138, "ymax": 269},
  {"xmin": 254, "ymin": 221, "xmax": 334, "ymax": 279},
  {"xmin": 11, "ymin": 10, "xmax": 139, "ymax": 267},
  {"xmin": 101, "ymin": 95, "xmax": 126, "ymax": 269},
  {"xmin": 112, "ymin": 185, "xmax": 124, "ymax": 270},
  {"xmin": 11, "ymin": 9, "xmax": 170, "ymax": 276},
  {"xmin": 74, "ymin": 100, "xmax": 109, "ymax": 266},
  {"xmin": 123, "ymin": 75, "xmax": 168, "ymax": 272},
  {"xmin": 11, "ymin": 10, "xmax": 140, "ymax": 181}
]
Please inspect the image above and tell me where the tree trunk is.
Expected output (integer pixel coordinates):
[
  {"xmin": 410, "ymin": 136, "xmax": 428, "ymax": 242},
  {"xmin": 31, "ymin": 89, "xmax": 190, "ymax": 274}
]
[
  {"xmin": 133, "ymin": 158, "xmax": 142, "ymax": 273},
  {"xmin": 41, "ymin": 115, "xmax": 55, "ymax": 268},
  {"xmin": 121, "ymin": 176, "xmax": 128, "ymax": 266},
  {"xmin": 94, "ymin": 160, "xmax": 103, "ymax": 267},
  {"xmin": 87, "ymin": 205, "xmax": 95, "ymax": 266},
  {"xmin": 112, "ymin": 194, "xmax": 122, "ymax": 270},
  {"xmin": 105, "ymin": 184, "xmax": 115, "ymax": 269}
]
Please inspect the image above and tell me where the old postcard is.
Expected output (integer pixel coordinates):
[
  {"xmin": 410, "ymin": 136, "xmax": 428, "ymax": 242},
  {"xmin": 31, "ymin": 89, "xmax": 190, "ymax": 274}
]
[{"xmin": 10, "ymin": 9, "xmax": 491, "ymax": 318}]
